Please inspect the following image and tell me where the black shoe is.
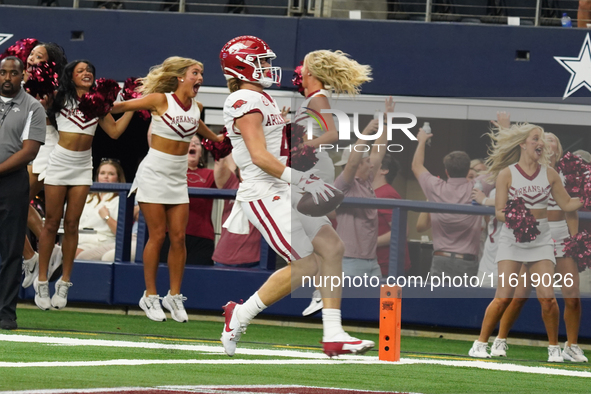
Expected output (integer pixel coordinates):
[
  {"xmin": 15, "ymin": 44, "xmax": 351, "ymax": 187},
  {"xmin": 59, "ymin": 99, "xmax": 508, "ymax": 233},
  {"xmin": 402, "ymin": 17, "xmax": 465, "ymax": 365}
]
[{"xmin": 0, "ymin": 319, "xmax": 17, "ymax": 330}]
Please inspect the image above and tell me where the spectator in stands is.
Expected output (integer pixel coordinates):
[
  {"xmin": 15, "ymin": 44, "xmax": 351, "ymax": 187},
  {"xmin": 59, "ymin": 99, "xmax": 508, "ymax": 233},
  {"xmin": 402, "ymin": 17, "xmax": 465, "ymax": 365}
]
[
  {"xmin": 159, "ymin": 134, "xmax": 217, "ymax": 266},
  {"xmin": 75, "ymin": 158, "xmax": 124, "ymax": 261},
  {"xmin": 578, "ymin": 0, "xmax": 591, "ymax": 27},
  {"xmin": 333, "ymin": 97, "xmax": 393, "ymax": 278},
  {"xmin": 468, "ymin": 158, "xmax": 487, "ymax": 180},
  {"xmin": 372, "ymin": 154, "xmax": 410, "ymax": 276},
  {"xmin": 0, "ymin": 57, "xmax": 45, "ymax": 330},
  {"xmin": 412, "ymin": 129, "xmax": 492, "ymax": 279},
  {"xmin": 212, "ymin": 154, "xmax": 261, "ymax": 267}
]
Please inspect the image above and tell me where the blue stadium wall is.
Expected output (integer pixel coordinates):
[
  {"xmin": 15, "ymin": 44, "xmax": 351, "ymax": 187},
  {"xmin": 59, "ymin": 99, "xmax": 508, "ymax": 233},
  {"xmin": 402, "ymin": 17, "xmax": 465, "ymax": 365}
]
[
  {"xmin": 4, "ymin": 5, "xmax": 591, "ymax": 338},
  {"xmin": 1, "ymin": 5, "xmax": 591, "ymax": 99}
]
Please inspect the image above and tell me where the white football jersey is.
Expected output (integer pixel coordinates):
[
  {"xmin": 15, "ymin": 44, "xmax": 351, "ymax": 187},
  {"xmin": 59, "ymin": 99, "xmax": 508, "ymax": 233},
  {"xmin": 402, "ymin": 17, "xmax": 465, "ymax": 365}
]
[{"xmin": 223, "ymin": 89, "xmax": 288, "ymax": 201}]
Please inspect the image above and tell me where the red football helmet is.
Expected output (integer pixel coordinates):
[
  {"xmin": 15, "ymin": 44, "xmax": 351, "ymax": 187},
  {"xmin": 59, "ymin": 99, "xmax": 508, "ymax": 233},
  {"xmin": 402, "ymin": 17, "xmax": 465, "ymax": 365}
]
[{"xmin": 220, "ymin": 35, "xmax": 281, "ymax": 88}]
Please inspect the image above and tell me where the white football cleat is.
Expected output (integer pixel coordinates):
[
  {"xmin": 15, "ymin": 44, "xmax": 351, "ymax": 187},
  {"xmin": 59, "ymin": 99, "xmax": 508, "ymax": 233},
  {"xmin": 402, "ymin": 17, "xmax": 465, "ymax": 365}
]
[
  {"xmin": 220, "ymin": 301, "xmax": 247, "ymax": 357},
  {"xmin": 322, "ymin": 332, "xmax": 375, "ymax": 357}
]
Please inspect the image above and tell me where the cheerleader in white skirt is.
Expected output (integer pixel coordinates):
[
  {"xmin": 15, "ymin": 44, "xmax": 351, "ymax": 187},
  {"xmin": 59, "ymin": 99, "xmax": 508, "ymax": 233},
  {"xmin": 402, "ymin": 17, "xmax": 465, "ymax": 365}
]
[
  {"xmin": 494, "ymin": 132, "xmax": 587, "ymax": 362},
  {"xmin": 469, "ymin": 123, "xmax": 583, "ymax": 362},
  {"xmin": 111, "ymin": 57, "xmax": 222, "ymax": 323},
  {"xmin": 21, "ymin": 42, "xmax": 68, "ymax": 289},
  {"xmin": 293, "ymin": 50, "xmax": 373, "ymax": 315},
  {"xmin": 35, "ymin": 60, "xmax": 134, "ymax": 311}
]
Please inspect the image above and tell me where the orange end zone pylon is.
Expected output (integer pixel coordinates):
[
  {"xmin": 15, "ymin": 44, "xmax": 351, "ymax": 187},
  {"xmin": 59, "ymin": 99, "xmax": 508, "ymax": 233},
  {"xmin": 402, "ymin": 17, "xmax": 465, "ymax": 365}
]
[{"xmin": 379, "ymin": 284, "xmax": 401, "ymax": 361}]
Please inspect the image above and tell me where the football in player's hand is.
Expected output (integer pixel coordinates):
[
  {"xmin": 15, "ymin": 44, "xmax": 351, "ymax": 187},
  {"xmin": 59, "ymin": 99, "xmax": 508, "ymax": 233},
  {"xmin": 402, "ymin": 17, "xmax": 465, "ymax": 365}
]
[{"xmin": 297, "ymin": 189, "xmax": 345, "ymax": 217}]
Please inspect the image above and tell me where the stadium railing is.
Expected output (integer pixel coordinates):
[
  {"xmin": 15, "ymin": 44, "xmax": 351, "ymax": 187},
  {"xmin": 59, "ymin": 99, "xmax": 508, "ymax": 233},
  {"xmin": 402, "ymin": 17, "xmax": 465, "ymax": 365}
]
[
  {"xmin": 91, "ymin": 182, "xmax": 591, "ymax": 279},
  {"xmin": 4, "ymin": 0, "xmax": 586, "ymax": 27}
]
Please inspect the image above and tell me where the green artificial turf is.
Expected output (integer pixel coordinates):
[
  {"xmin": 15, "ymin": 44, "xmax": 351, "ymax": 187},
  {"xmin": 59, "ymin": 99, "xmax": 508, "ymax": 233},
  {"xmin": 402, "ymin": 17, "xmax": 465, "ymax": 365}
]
[{"xmin": 0, "ymin": 307, "xmax": 589, "ymax": 393}]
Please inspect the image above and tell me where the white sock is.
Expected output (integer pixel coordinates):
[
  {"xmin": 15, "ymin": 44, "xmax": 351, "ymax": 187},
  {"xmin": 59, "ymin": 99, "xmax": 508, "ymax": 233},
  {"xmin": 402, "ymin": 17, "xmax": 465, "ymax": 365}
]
[
  {"xmin": 24, "ymin": 252, "xmax": 38, "ymax": 264},
  {"xmin": 236, "ymin": 292, "xmax": 266, "ymax": 325},
  {"xmin": 322, "ymin": 308, "xmax": 345, "ymax": 341},
  {"xmin": 495, "ymin": 337, "xmax": 506, "ymax": 342}
]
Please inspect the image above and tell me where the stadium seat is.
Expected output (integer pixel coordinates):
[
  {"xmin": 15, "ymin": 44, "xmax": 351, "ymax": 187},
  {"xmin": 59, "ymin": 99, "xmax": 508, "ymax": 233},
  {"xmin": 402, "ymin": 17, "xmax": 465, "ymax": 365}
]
[
  {"xmin": 185, "ymin": 0, "xmax": 227, "ymax": 13},
  {"xmin": 123, "ymin": 0, "xmax": 161, "ymax": 11},
  {"xmin": 245, "ymin": 0, "xmax": 289, "ymax": 15},
  {"xmin": 2, "ymin": 0, "xmax": 41, "ymax": 5}
]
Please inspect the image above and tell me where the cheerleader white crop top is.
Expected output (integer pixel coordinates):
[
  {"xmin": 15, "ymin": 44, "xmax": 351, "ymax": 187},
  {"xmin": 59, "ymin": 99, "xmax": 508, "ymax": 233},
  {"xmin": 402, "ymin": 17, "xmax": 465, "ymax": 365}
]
[
  {"xmin": 547, "ymin": 170, "xmax": 565, "ymax": 211},
  {"xmin": 508, "ymin": 163, "xmax": 552, "ymax": 209},
  {"xmin": 294, "ymin": 89, "xmax": 331, "ymax": 139},
  {"xmin": 151, "ymin": 93, "xmax": 200, "ymax": 142},
  {"xmin": 56, "ymin": 101, "xmax": 99, "ymax": 136}
]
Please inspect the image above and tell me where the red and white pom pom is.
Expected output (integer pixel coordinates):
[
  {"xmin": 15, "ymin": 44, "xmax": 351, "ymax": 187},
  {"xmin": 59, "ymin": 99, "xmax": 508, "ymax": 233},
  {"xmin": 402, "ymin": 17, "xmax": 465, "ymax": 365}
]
[
  {"xmin": 0, "ymin": 38, "xmax": 39, "ymax": 63},
  {"xmin": 78, "ymin": 78, "xmax": 121, "ymax": 121},
  {"xmin": 202, "ymin": 128, "xmax": 232, "ymax": 161},
  {"xmin": 289, "ymin": 145, "xmax": 318, "ymax": 172},
  {"xmin": 581, "ymin": 170, "xmax": 591, "ymax": 209},
  {"xmin": 503, "ymin": 197, "xmax": 540, "ymax": 243},
  {"xmin": 292, "ymin": 62, "xmax": 305, "ymax": 97},
  {"xmin": 24, "ymin": 61, "xmax": 58, "ymax": 99},
  {"xmin": 563, "ymin": 231, "xmax": 591, "ymax": 272},
  {"xmin": 121, "ymin": 77, "xmax": 150, "ymax": 120},
  {"xmin": 286, "ymin": 122, "xmax": 305, "ymax": 149},
  {"xmin": 557, "ymin": 152, "xmax": 587, "ymax": 197}
]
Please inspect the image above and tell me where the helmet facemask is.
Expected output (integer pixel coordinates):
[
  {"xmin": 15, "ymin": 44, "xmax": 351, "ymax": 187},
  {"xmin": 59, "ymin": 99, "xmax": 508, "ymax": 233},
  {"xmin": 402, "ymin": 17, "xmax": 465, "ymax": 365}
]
[{"xmin": 242, "ymin": 53, "xmax": 281, "ymax": 88}]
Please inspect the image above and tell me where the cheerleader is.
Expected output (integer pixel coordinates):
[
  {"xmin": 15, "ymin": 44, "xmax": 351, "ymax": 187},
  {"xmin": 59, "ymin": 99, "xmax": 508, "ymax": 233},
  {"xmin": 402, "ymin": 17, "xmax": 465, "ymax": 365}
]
[
  {"xmin": 469, "ymin": 124, "xmax": 583, "ymax": 362},
  {"xmin": 110, "ymin": 57, "xmax": 221, "ymax": 323},
  {"xmin": 294, "ymin": 49, "xmax": 373, "ymax": 316},
  {"xmin": 294, "ymin": 49, "xmax": 372, "ymax": 184},
  {"xmin": 491, "ymin": 133, "xmax": 587, "ymax": 362},
  {"xmin": 34, "ymin": 60, "xmax": 134, "ymax": 311},
  {"xmin": 21, "ymin": 42, "xmax": 67, "ymax": 289}
]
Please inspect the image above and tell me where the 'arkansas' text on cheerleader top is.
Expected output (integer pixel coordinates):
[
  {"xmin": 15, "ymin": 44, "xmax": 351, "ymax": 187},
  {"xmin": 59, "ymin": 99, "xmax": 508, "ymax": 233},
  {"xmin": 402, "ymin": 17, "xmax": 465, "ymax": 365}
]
[
  {"xmin": 56, "ymin": 101, "xmax": 99, "ymax": 136},
  {"xmin": 151, "ymin": 93, "xmax": 200, "ymax": 142},
  {"xmin": 508, "ymin": 163, "xmax": 551, "ymax": 209}
]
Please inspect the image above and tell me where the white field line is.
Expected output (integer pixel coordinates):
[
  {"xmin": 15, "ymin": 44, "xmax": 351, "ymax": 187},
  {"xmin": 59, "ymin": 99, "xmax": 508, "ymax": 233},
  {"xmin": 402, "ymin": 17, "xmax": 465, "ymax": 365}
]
[
  {"xmin": 0, "ymin": 334, "xmax": 590, "ymax": 379},
  {"xmin": 0, "ymin": 334, "xmax": 366, "ymax": 360},
  {"xmin": 0, "ymin": 385, "xmax": 397, "ymax": 394}
]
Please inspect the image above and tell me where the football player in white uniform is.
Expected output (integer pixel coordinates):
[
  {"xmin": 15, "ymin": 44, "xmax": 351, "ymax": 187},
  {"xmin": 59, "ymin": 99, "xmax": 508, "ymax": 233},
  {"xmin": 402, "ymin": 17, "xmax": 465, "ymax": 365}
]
[{"xmin": 219, "ymin": 35, "xmax": 374, "ymax": 357}]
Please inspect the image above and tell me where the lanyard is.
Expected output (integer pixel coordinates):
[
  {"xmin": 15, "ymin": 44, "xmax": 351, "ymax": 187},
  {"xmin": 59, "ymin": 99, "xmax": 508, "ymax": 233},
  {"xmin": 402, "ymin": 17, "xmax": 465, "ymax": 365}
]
[{"xmin": 0, "ymin": 101, "xmax": 16, "ymax": 130}]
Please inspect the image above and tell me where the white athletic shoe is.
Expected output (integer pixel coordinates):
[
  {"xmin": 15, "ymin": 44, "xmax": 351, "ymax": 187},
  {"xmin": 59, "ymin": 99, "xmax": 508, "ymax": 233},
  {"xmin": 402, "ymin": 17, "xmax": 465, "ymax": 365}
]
[
  {"xmin": 47, "ymin": 245, "xmax": 63, "ymax": 282},
  {"xmin": 33, "ymin": 277, "xmax": 51, "ymax": 310},
  {"xmin": 491, "ymin": 338, "xmax": 508, "ymax": 357},
  {"xmin": 562, "ymin": 343, "xmax": 588, "ymax": 362},
  {"xmin": 469, "ymin": 340, "xmax": 491, "ymax": 358},
  {"xmin": 220, "ymin": 301, "xmax": 247, "ymax": 357},
  {"xmin": 51, "ymin": 278, "xmax": 73, "ymax": 309},
  {"xmin": 22, "ymin": 252, "xmax": 39, "ymax": 288},
  {"xmin": 548, "ymin": 345, "xmax": 564, "ymax": 362},
  {"xmin": 162, "ymin": 291, "xmax": 188, "ymax": 323},
  {"xmin": 322, "ymin": 332, "xmax": 375, "ymax": 357},
  {"xmin": 302, "ymin": 289, "xmax": 323, "ymax": 316},
  {"xmin": 139, "ymin": 291, "xmax": 166, "ymax": 322}
]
